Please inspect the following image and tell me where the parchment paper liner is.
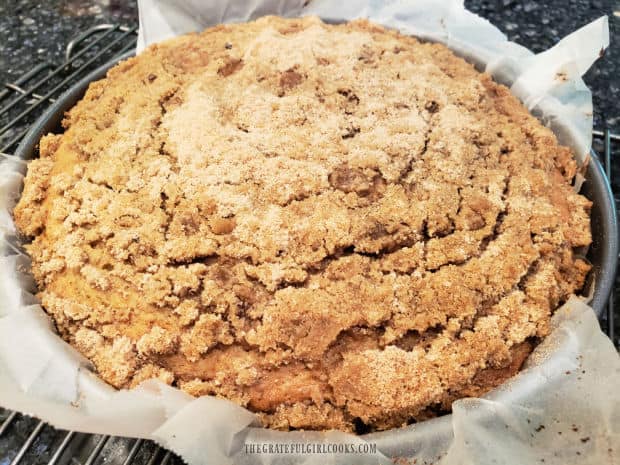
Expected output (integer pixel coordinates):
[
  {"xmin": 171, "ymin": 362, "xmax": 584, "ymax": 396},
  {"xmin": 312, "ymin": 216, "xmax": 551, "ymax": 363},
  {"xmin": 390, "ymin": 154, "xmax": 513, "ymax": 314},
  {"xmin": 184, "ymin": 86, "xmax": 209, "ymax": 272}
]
[{"xmin": 1, "ymin": 1, "xmax": 617, "ymax": 464}]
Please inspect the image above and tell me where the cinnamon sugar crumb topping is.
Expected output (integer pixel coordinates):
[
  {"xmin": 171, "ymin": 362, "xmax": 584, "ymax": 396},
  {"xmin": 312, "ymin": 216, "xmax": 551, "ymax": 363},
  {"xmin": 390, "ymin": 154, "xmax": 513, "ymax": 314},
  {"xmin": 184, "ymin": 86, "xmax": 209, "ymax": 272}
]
[{"xmin": 14, "ymin": 16, "xmax": 591, "ymax": 432}]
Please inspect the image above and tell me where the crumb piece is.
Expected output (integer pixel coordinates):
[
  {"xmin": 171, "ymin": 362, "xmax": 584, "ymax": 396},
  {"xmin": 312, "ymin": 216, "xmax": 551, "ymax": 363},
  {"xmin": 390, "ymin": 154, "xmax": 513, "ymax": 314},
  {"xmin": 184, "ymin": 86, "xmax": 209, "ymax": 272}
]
[{"xmin": 136, "ymin": 325, "xmax": 178, "ymax": 355}]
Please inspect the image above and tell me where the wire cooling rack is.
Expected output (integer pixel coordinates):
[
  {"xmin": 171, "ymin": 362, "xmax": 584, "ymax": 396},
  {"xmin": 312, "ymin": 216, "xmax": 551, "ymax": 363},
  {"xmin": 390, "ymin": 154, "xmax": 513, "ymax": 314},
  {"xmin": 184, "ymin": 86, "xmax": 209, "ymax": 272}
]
[{"xmin": 0, "ymin": 23, "xmax": 618, "ymax": 465}]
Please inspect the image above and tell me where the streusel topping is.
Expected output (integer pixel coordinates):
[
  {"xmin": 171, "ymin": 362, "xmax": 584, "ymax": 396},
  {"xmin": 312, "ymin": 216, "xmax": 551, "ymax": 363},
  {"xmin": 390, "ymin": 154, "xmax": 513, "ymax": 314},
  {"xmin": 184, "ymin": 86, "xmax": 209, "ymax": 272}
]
[{"xmin": 14, "ymin": 16, "xmax": 591, "ymax": 432}]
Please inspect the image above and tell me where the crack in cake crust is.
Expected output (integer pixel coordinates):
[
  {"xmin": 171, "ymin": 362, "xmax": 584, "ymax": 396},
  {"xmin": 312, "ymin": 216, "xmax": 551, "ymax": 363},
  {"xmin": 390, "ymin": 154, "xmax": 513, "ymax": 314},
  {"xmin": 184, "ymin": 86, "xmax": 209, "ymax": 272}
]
[{"xmin": 13, "ymin": 16, "xmax": 592, "ymax": 432}]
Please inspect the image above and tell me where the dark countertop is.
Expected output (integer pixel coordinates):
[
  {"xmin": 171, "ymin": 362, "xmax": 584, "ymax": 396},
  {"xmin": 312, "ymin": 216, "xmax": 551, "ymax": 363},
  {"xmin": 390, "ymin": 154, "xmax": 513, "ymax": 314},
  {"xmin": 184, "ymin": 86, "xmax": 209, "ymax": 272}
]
[
  {"xmin": 0, "ymin": 1, "xmax": 138, "ymax": 83},
  {"xmin": 0, "ymin": 0, "xmax": 618, "ymax": 341}
]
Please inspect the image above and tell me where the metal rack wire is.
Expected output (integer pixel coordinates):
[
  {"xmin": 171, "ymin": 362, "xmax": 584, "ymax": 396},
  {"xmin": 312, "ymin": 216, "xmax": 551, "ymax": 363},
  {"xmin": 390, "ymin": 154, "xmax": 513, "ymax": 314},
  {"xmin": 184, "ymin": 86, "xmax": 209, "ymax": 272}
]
[
  {"xmin": 0, "ymin": 23, "xmax": 618, "ymax": 465},
  {"xmin": 594, "ymin": 129, "xmax": 619, "ymax": 347}
]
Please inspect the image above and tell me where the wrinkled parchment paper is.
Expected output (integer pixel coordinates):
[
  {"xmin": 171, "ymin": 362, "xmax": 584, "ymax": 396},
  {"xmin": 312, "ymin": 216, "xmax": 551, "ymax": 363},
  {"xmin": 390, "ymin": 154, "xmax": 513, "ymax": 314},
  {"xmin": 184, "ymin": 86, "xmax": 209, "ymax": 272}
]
[{"xmin": 1, "ymin": 1, "xmax": 617, "ymax": 464}]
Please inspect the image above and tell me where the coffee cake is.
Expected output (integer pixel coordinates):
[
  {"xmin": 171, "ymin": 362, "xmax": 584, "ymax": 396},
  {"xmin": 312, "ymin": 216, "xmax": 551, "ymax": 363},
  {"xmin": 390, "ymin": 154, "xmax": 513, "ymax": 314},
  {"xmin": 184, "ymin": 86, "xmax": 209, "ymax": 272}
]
[{"xmin": 14, "ymin": 16, "xmax": 592, "ymax": 432}]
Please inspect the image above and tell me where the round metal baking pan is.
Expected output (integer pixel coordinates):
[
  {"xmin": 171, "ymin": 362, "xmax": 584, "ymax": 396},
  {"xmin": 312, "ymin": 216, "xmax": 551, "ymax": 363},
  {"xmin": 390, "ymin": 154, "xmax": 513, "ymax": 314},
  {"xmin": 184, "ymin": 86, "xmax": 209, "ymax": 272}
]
[{"xmin": 15, "ymin": 51, "xmax": 618, "ymax": 316}]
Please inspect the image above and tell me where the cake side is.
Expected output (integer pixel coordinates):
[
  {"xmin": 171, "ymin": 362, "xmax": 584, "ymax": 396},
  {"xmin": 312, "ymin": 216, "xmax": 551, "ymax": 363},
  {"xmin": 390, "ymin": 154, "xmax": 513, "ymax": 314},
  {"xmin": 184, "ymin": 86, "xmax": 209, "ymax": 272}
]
[{"xmin": 13, "ymin": 16, "xmax": 591, "ymax": 432}]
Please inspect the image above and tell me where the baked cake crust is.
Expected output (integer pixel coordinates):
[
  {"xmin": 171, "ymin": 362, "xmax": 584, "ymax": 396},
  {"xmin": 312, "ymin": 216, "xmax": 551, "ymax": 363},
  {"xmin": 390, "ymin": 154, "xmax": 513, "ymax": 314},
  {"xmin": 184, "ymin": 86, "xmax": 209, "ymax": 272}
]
[{"xmin": 14, "ymin": 16, "xmax": 591, "ymax": 432}]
